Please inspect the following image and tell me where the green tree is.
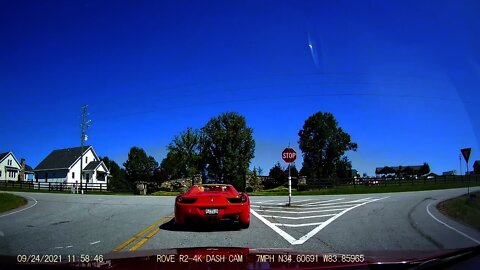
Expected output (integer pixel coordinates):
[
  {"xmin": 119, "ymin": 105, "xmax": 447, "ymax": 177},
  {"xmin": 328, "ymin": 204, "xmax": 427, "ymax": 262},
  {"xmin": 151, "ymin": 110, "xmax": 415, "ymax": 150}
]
[
  {"xmin": 160, "ymin": 151, "xmax": 183, "ymax": 180},
  {"xmin": 298, "ymin": 112, "xmax": 357, "ymax": 180},
  {"xmin": 418, "ymin": 162, "xmax": 430, "ymax": 176},
  {"xmin": 284, "ymin": 163, "xmax": 299, "ymax": 178},
  {"xmin": 267, "ymin": 162, "xmax": 287, "ymax": 189},
  {"xmin": 201, "ymin": 112, "xmax": 255, "ymax": 190},
  {"xmin": 336, "ymin": 156, "xmax": 353, "ymax": 179},
  {"xmin": 123, "ymin": 147, "xmax": 158, "ymax": 188},
  {"xmin": 165, "ymin": 127, "xmax": 202, "ymax": 185},
  {"xmin": 101, "ymin": 156, "xmax": 130, "ymax": 192}
]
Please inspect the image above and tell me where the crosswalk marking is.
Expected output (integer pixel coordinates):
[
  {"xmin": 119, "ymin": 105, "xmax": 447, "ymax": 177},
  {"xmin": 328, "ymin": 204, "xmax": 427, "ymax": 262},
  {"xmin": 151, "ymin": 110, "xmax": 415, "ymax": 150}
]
[
  {"xmin": 254, "ymin": 207, "xmax": 350, "ymax": 214},
  {"xmin": 272, "ymin": 222, "xmax": 324, "ymax": 227},
  {"xmin": 263, "ymin": 214, "xmax": 336, "ymax": 219},
  {"xmin": 251, "ymin": 196, "xmax": 389, "ymax": 245}
]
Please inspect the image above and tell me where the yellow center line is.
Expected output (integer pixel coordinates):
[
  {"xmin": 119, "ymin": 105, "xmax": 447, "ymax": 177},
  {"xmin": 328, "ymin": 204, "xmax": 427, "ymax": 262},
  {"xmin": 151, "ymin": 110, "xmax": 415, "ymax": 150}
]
[{"xmin": 112, "ymin": 214, "xmax": 173, "ymax": 252}]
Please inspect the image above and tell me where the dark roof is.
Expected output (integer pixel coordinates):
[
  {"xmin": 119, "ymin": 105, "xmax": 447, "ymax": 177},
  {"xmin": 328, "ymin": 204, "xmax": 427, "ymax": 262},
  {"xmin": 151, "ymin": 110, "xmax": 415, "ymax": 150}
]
[
  {"xmin": 84, "ymin": 161, "xmax": 102, "ymax": 171},
  {"xmin": 25, "ymin": 165, "xmax": 34, "ymax": 172},
  {"xmin": 0, "ymin": 152, "xmax": 10, "ymax": 162},
  {"xmin": 474, "ymin": 160, "xmax": 480, "ymax": 165},
  {"xmin": 34, "ymin": 146, "xmax": 91, "ymax": 171}
]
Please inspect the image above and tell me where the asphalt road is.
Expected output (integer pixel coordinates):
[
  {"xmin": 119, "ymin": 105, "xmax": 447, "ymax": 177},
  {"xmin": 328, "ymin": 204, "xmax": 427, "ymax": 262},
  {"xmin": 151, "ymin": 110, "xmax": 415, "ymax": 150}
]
[{"xmin": 1, "ymin": 187, "xmax": 479, "ymax": 259}]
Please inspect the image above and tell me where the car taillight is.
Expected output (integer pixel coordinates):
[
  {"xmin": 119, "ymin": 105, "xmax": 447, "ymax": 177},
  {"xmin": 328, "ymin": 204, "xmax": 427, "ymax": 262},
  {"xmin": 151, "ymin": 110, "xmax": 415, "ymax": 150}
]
[{"xmin": 176, "ymin": 197, "xmax": 197, "ymax": 204}]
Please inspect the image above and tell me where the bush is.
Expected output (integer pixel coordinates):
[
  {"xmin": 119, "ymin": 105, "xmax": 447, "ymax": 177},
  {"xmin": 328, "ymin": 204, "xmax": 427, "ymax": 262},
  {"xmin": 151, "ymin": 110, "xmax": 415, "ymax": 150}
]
[
  {"xmin": 245, "ymin": 186, "xmax": 253, "ymax": 193},
  {"xmin": 297, "ymin": 184, "xmax": 308, "ymax": 191}
]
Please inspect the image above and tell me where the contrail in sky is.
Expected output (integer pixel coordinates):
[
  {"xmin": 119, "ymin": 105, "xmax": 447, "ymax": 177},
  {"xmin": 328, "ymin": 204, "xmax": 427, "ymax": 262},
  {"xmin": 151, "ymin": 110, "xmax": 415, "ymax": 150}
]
[{"xmin": 308, "ymin": 32, "xmax": 320, "ymax": 69}]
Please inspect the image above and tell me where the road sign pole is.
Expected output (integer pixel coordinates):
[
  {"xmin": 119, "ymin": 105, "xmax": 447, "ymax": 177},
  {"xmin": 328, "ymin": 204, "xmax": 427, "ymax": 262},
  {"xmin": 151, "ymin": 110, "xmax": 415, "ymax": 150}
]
[
  {"xmin": 282, "ymin": 147, "xmax": 297, "ymax": 207},
  {"xmin": 288, "ymin": 163, "xmax": 291, "ymax": 207}
]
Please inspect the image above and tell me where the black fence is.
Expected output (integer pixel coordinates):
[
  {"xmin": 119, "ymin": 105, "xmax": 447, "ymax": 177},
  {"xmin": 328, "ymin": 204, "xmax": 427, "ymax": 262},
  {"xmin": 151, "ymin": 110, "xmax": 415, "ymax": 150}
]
[
  {"xmin": 0, "ymin": 181, "xmax": 108, "ymax": 192},
  {"xmin": 306, "ymin": 174, "xmax": 480, "ymax": 189}
]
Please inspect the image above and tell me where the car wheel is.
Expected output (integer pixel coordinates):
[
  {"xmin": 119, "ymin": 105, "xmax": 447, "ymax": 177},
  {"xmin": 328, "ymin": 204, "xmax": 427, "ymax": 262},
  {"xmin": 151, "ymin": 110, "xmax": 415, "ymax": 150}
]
[{"xmin": 240, "ymin": 221, "xmax": 250, "ymax": 229}]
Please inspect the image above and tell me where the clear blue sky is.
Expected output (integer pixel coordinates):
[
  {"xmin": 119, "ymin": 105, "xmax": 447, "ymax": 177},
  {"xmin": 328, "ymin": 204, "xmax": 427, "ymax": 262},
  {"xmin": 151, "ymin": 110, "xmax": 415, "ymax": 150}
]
[{"xmin": 1, "ymin": 0, "xmax": 479, "ymax": 176}]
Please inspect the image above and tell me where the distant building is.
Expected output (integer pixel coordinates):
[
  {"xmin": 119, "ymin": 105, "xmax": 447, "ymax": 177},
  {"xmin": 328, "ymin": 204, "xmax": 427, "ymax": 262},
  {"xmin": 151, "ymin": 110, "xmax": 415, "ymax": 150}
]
[
  {"xmin": 474, "ymin": 160, "xmax": 480, "ymax": 175},
  {"xmin": 442, "ymin": 170, "xmax": 456, "ymax": 176},
  {"xmin": 34, "ymin": 146, "xmax": 109, "ymax": 185},
  {"xmin": 0, "ymin": 152, "xmax": 34, "ymax": 181},
  {"xmin": 375, "ymin": 165, "xmax": 423, "ymax": 177}
]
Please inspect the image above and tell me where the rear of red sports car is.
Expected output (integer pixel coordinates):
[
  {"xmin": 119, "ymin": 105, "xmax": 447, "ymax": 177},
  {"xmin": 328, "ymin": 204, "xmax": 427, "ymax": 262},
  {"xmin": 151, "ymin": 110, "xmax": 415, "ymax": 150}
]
[{"xmin": 174, "ymin": 184, "xmax": 250, "ymax": 228}]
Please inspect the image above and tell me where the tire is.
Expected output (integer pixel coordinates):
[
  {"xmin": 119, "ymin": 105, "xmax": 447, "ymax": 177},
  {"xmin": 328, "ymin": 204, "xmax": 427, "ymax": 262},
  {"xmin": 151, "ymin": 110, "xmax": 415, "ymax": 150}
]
[{"xmin": 240, "ymin": 221, "xmax": 250, "ymax": 229}]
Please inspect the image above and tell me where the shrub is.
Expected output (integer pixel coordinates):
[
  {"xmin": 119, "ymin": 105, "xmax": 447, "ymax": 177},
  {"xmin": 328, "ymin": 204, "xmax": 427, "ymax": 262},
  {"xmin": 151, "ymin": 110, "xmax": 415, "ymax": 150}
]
[{"xmin": 297, "ymin": 184, "xmax": 308, "ymax": 191}]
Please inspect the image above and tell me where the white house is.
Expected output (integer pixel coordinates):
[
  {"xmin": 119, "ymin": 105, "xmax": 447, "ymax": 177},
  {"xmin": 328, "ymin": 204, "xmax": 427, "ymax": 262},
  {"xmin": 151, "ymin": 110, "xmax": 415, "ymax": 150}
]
[
  {"xmin": 0, "ymin": 152, "xmax": 34, "ymax": 181},
  {"xmin": 34, "ymin": 146, "xmax": 110, "ymax": 186}
]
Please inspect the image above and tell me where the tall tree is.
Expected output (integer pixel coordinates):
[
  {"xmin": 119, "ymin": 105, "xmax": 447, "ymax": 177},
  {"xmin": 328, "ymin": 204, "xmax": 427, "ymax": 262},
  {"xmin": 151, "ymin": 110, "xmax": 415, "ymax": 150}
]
[
  {"xmin": 201, "ymin": 112, "xmax": 255, "ymax": 190},
  {"xmin": 298, "ymin": 112, "xmax": 357, "ymax": 179},
  {"xmin": 160, "ymin": 151, "xmax": 183, "ymax": 180},
  {"xmin": 267, "ymin": 162, "xmax": 287, "ymax": 189},
  {"xmin": 101, "ymin": 156, "xmax": 130, "ymax": 191},
  {"xmin": 418, "ymin": 162, "xmax": 430, "ymax": 176},
  {"xmin": 123, "ymin": 147, "xmax": 158, "ymax": 187},
  {"xmin": 166, "ymin": 127, "xmax": 202, "ymax": 182},
  {"xmin": 284, "ymin": 163, "xmax": 299, "ymax": 178}
]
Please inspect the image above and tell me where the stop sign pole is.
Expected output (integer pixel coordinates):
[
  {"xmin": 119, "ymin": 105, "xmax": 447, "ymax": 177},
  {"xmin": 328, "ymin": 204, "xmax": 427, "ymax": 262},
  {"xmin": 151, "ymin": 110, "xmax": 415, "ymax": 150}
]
[{"xmin": 282, "ymin": 147, "xmax": 297, "ymax": 206}]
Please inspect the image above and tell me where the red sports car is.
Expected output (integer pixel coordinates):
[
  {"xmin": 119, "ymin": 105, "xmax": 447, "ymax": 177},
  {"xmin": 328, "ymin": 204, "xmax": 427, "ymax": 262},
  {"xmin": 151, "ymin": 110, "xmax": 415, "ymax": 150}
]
[{"xmin": 174, "ymin": 184, "xmax": 250, "ymax": 228}]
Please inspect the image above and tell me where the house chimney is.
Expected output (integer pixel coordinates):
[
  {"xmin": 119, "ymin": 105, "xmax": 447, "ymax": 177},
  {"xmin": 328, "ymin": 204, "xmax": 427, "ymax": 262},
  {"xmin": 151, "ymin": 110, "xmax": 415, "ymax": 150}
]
[{"xmin": 19, "ymin": 158, "xmax": 26, "ymax": 181}]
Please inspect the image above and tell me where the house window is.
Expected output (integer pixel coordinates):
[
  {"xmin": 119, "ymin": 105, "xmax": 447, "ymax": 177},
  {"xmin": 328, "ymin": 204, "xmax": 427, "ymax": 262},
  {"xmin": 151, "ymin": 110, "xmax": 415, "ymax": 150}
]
[
  {"xmin": 85, "ymin": 156, "xmax": 88, "ymax": 163},
  {"xmin": 0, "ymin": 170, "xmax": 2, "ymax": 177},
  {"xmin": 8, "ymin": 159, "xmax": 12, "ymax": 166},
  {"xmin": 86, "ymin": 173, "xmax": 90, "ymax": 183},
  {"xmin": 72, "ymin": 172, "xmax": 75, "ymax": 179}
]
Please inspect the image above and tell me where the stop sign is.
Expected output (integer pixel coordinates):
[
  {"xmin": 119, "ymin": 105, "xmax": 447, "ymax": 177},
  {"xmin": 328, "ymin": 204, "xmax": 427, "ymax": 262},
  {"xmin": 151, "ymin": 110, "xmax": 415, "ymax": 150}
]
[{"xmin": 282, "ymin": 147, "xmax": 297, "ymax": 163}]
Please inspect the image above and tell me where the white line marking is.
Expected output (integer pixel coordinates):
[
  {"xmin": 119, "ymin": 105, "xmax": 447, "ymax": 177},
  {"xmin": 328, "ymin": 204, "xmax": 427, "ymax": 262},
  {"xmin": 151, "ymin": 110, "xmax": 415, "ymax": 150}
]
[
  {"xmin": 256, "ymin": 200, "xmax": 279, "ymax": 204},
  {"xmin": 54, "ymin": 247, "xmax": 63, "ymax": 249},
  {"xmin": 65, "ymin": 245, "xmax": 73, "ymax": 248},
  {"xmin": 252, "ymin": 203, "xmax": 363, "ymax": 210},
  {"xmin": 426, "ymin": 201, "xmax": 480, "ymax": 245},
  {"xmin": 252, "ymin": 198, "xmax": 378, "ymax": 209},
  {"xmin": 291, "ymin": 199, "xmax": 318, "ymax": 203},
  {"xmin": 299, "ymin": 197, "xmax": 372, "ymax": 206},
  {"xmin": 264, "ymin": 214, "xmax": 336, "ymax": 220},
  {"xmin": 252, "ymin": 197, "xmax": 389, "ymax": 245},
  {"xmin": 90, "ymin": 241, "xmax": 101, "ymax": 245},
  {"xmin": 254, "ymin": 207, "xmax": 350, "ymax": 214},
  {"xmin": 292, "ymin": 197, "xmax": 388, "ymax": 245},
  {"xmin": 0, "ymin": 194, "xmax": 38, "ymax": 218},
  {"xmin": 297, "ymin": 198, "xmax": 344, "ymax": 206},
  {"xmin": 273, "ymin": 222, "xmax": 324, "ymax": 227},
  {"xmin": 250, "ymin": 209, "xmax": 297, "ymax": 244},
  {"xmin": 258, "ymin": 198, "xmax": 320, "ymax": 206}
]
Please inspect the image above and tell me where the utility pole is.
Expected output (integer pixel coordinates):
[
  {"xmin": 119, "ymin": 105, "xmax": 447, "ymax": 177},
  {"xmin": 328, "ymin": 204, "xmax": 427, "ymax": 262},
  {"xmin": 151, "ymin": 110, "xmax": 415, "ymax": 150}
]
[{"xmin": 79, "ymin": 105, "xmax": 91, "ymax": 194}]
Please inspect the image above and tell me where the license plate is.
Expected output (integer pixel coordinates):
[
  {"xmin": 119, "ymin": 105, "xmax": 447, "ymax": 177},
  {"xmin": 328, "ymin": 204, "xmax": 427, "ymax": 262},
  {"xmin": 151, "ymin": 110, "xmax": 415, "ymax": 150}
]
[{"xmin": 205, "ymin": 208, "xmax": 218, "ymax": 215}]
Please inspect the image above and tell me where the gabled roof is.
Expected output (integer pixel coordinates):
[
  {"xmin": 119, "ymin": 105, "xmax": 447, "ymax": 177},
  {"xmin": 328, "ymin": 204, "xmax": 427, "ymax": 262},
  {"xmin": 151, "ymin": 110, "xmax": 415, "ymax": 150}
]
[
  {"xmin": 0, "ymin": 152, "xmax": 9, "ymax": 162},
  {"xmin": 0, "ymin": 151, "xmax": 21, "ymax": 167},
  {"xmin": 34, "ymin": 146, "xmax": 92, "ymax": 171},
  {"xmin": 25, "ymin": 165, "xmax": 34, "ymax": 172},
  {"xmin": 84, "ymin": 161, "xmax": 102, "ymax": 171}
]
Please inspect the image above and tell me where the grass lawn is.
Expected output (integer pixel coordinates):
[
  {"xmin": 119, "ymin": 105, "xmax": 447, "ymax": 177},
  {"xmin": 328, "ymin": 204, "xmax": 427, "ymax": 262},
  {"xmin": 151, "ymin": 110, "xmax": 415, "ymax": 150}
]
[
  {"xmin": 437, "ymin": 191, "xmax": 480, "ymax": 230},
  {"xmin": 0, "ymin": 193, "xmax": 27, "ymax": 213},
  {"xmin": 250, "ymin": 182, "xmax": 480, "ymax": 196}
]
